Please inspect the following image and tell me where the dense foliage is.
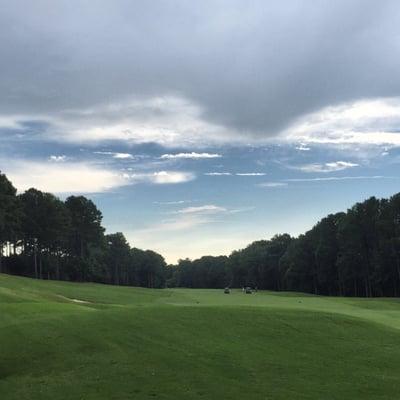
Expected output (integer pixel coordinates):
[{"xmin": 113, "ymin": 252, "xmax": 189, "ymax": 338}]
[
  {"xmin": 2, "ymin": 171, "xmax": 400, "ymax": 296},
  {"xmin": 0, "ymin": 172, "xmax": 166, "ymax": 287},
  {"xmin": 167, "ymin": 198, "xmax": 400, "ymax": 297}
]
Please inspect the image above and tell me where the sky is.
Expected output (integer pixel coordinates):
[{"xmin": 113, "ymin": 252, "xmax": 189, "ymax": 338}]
[{"xmin": 1, "ymin": 0, "xmax": 400, "ymax": 263}]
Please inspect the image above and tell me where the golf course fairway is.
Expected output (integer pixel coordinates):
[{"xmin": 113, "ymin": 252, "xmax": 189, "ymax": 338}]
[{"xmin": 1, "ymin": 273, "xmax": 400, "ymax": 399}]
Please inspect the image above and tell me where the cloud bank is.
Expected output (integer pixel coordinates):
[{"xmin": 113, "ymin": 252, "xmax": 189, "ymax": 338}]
[
  {"xmin": 297, "ymin": 161, "xmax": 359, "ymax": 173},
  {"xmin": 5, "ymin": 161, "xmax": 129, "ymax": 194},
  {"xmin": 2, "ymin": 160, "xmax": 195, "ymax": 194},
  {"xmin": 2, "ymin": 1, "xmax": 400, "ymax": 146}
]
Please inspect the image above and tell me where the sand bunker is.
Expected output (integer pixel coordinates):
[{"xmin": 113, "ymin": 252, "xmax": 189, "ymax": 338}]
[{"xmin": 56, "ymin": 294, "xmax": 92, "ymax": 304}]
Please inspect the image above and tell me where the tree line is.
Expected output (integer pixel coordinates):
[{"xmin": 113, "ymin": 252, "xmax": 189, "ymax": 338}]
[
  {"xmin": 2, "ymin": 171, "xmax": 400, "ymax": 296},
  {"xmin": 0, "ymin": 172, "xmax": 166, "ymax": 287},
  {"xmin": 167, "ymin": 195, "xmax": 400, "ymax": 297}
]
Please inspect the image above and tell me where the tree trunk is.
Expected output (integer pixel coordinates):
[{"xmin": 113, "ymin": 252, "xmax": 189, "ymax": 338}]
[
  {"xmin": 34, "ymin": 243, "xmax": 38, "ymax": 279},
  {"xmin": 56, "ymin": 254, "xmax": 60, "ymax": 280},
  {"xmin": 39, "ymin": 251, "xmax": 43, "ymax": 279},
  {"xmin": 0, "ymin": 242, "xmax": 3, "ymax": 273}
]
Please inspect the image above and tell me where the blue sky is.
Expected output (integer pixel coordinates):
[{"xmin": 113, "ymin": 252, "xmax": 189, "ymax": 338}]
[{"xmin": 1, "ymin": 1, "xmax": 400, "ymax": 262}]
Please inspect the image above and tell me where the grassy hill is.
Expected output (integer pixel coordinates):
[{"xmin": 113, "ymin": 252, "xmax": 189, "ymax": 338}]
[{"xmin": 1, "ymin": 274, "xmax": 400, "ymax": 399}]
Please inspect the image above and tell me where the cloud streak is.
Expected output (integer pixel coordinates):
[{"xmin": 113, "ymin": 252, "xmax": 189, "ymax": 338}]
[
  {"xmin": 258, "ymin": 182, "xmax": 288, "ymax": 188},
  {"xmin": 135, "ymin": 206, "xmax": 228, "ymax": 235},
  {"xmin": 285, "ymin": 175, "xmax": 394, "ymax": 182},
  {"xmin": 296, "ymin": 161, "xmax": 359, "ymax": 173},
  {"xmin": 161, "ymin": 152, "xmax": 222, "ymax": 160},
  {"xmin": 135, "ymin": 203, "xmax": 253, "ymax": 239},
  {"xmin": 204, "ymin": 172, "xmax": 266, "ymax": 176},
  {"xmin": 94, "ymin": 151, "xmax": 134, "ymax": 159},
  {"xmin": 153, "ymin": 200, "xmax": 191, "ymax": 205},
  {"xmin": 204, "ymin": 172, "xmax": 232, "ymax": 176},
  {"xmin": 172, "ymin": 205, "xmax": 227, "ymax": 215},
  {"xmin": 235, "ymin": 172, "xmax": 266, "ymax": 176}
]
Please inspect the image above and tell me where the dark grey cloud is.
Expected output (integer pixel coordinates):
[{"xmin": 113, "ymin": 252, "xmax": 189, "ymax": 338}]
[{"xmin": 1, "ymin": 0, "xmax": 400, "ymax": 138}]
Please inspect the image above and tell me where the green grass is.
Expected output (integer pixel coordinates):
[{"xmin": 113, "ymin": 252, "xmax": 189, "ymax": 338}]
[{"xmin": 1, "ymin": 274, "xmax": 400, "ymax": 399}]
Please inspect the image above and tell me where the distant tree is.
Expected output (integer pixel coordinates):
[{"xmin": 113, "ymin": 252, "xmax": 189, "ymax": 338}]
[
  {"xmin": 336, "ymin": 199, "xmax": 381, "ymax": 297},
  {"xmin": 312, "ymin": 214, "xmax": 343, "ymax": 295},
  {"xmin": 280, "ymin": 234, "xmax": 316, "ymax": 293},
  {"xmin": 0, "ymin": 172, "xmax": 20, "ymax": 272},
  {"xmin": 174, "ymin": 258, "xmax": 195, "ymax": 287},
  {"xmin": 376, "ymin": 195, "xmax": 400, "ymax": 296},
  {"xmin": 105, "ymin": 233, "xmax": 131, "ymax": 285},
  {"xmin": 265, "ymin": 234, "xmax": 292, "ymax": 290},
  {"xmin": 131, "ymin": 248, "xmax": 166, "ymax": 288},
  {"xmin": 165, "ymin": 264, "xmax": 179, "ymax": 287},
  {"xmin": 19, "ymin": 188, "xmax": 70, "ymax": 279},
  {"xmin": 65, "ymin": 196, "xmax": 105, "ymax": 281}
]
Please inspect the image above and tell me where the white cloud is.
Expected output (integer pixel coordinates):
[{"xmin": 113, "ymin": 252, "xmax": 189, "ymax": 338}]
[
  {"xmin": 295, "ymin": 144, "xmax": 311, "ymax": 151},
  {"xmin": 170, "ymin": 204, "xmax": 253, "ymax": 216},
  {"xmin": 133, "ymin": 204, "xmax": 238, "ymax": 238},
  {"xmin": 161, "ymin": 152, "xmax": 222, "ymax": 160},
  {"xmin": 8, "ymin": 96, "xmax": 400, "ymax": 149},
  {"xmin": 0, "ymin": 116, "xmax": 21, "ymax": 130},
  {"xmin": 94, "ymin": 151, "xmax": 134, "ymax": 159},
  {"xmin": 297, "ymin": 161, "xmax": 359, "ymax": 173},
  {"xmin": 94, "ymin": 151, "xmax": 116, "ymax": 156},
  {"xmin": 2, "ymin": 159, "xmax": 195, "ymax": 194},
  {"xmin": 0, "ymin": 96, "xmax": 234, "ymax": 147},
  {"xmin": 258, "ymin": 182, "xmax": 288, "ymax": 188},
  {"xmin": 285, "ymin": 98, "xmax": 400, "ymax": 146},
  {"xmin": 204, "ymin": 172, "xmax": 266, "ymax": 176},
  {"xmin": 113, "ymin": 153, "xmax": 134, "ymax": 159},
  {"xmin": 136, "ymin": 214, "xmax": 212, "ymax": 235},
  {"xmin": 152, "ymin": 171, "xmax": 195, "ymax": 184},
  {"xmin": 173, "ymin": 205, "xmax": 227, "ymax": 215},
  {"xmin": 153, "ymin": 200, "xmax": 190, "ymax": 205},
  {"xmin": 235, "ymin": 172, "xmax": 266, "ymax": 176},
  {"xmin": 204, "ymin": 172, "xmax": 232, "ymax": 176},
  {"xmin": 28, "ymin": 95, "xmax": 235, "ymax": 147},
  {"xmin": 133, "ymin": 205, "xmax": 227, "ymax": 235},
  {"xmin": 49, "ymin": 155, "xmax": 67, "ymax": 162},
  {"xmin": 126, "ymin": 170, "xmax": 195, "ymax": 185},
  {"xmin": 285, "ymin": 175, "xmax": 390, "ymax": 182},
  {"xmin": 4, "ymin": 161, "xmax": 129, "ymax": 194}
]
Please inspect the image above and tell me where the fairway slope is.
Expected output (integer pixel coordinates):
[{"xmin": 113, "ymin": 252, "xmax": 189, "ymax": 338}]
[{"xmin": 1, "ymin": 274, "xmax": 400, "ymax": 400}]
